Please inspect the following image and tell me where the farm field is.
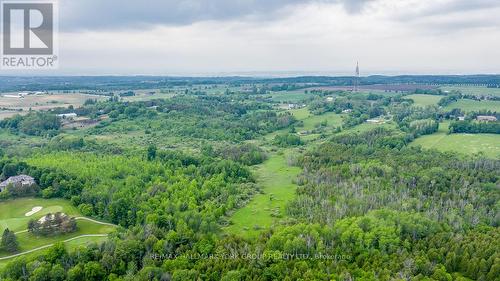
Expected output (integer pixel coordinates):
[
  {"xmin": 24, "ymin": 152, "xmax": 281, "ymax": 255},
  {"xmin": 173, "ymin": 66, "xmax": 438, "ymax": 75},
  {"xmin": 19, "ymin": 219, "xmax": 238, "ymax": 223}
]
[
  {"xmin": 411, "ymin": 123, "xmax": 500, "ymax": 158},
  {"xmin": 120, "ymin": 89, "xmax": 177, "ymax": 101},
  {"xmin": 0, "ymin": 93, "xmax": 105, "ymax": 111},
  {"xmin": 440, "ymin": 86, "xmax": 500, "ymax": 97},
  {"xmin": 443, "ymin": 99, "xmax": 500, "ymax": 112},
  {"xmin": 270, "ymin": 90, "xmax": 310, "ymax": 103},
  {"xmin": 0, "ymin": 198, "xmax": 116, "ymax": 263},
  {"xmin": 225, "ymin": 151, "xmax": 301, "ymax": 238},
  {"xmin": 406, "ymin": 94, "xmax": 441, "ymax": 106}
]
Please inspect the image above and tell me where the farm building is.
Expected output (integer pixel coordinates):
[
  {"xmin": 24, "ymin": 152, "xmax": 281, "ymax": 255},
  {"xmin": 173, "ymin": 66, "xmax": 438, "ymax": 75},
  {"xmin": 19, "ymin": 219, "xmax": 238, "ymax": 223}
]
[
  {"xmin": 476, "ymin": 115, "xmax": 497, "ymax": 122},
  {"xmin": 0, "ymin": 175, "xmax": 36, "ymax": 192},
  {"xmin": 57, "ymin": 113, "xmax": 77, "ymax": 118}
]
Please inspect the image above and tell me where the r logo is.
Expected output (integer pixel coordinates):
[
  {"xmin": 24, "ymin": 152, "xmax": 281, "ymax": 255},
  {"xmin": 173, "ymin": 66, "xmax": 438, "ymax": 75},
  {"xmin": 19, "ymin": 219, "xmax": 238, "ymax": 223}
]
[{"xmin": 2, "ymin": 2, "xmax": 53, "ymax": 55}]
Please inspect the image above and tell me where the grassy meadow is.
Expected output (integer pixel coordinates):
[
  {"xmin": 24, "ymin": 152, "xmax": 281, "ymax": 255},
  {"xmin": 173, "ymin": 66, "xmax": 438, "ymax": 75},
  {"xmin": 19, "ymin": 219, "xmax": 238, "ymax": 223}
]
[
  {"xmin": 443, "ymin": 99, "xmax": 500, "ymax": 112},
  {"xmin": 406, "ymin": 94, "xmax": 441, "ymax": 106},
  {"xmin": 440, "ymin": 86, "xmax": 500, "ymax": 97},
  {"xmin": 411, "ymin": 123, "xmax": 500, "ymax": 158},
  {"xmin": 225, "ymin": 151, "xmax": 301, "ymax": 238}
]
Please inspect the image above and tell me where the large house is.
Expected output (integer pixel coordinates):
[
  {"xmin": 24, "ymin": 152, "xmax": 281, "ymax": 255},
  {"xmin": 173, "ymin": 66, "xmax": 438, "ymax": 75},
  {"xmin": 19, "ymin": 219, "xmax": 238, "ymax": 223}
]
[{"xmin": 0, "ymin": 175, "xmax": 36, "ymax": 192}]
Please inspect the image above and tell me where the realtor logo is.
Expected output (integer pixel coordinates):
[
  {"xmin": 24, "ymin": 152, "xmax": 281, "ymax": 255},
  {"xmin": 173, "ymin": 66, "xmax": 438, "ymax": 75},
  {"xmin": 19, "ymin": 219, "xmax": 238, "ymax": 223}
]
[{"xmin": 1, "ymin": 1, "xmax": 58, "ymax": 69}]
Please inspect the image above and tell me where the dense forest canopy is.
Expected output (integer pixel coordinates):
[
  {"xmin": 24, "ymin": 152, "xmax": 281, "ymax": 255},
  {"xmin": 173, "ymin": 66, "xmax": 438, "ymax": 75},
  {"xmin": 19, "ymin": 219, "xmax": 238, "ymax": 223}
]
[{"xmin": 0, "ymin": 80, "xmax": 498, "ymax": 281}]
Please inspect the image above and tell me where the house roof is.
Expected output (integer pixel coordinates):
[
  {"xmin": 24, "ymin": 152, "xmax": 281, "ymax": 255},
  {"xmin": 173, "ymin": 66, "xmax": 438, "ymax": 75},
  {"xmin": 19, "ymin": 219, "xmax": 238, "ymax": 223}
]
[{"xmin": 0, "ymin": 175, "xmax": 36, "ymax": 188}]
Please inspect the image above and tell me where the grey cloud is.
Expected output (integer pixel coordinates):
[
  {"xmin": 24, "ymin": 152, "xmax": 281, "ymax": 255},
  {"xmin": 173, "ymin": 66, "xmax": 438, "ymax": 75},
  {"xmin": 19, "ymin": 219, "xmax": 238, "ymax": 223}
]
[
  {"xmin": 394, "ymin": 0, "xmax": 500, "ymax": 22},
  {"xmin": 390, "ymin": 0, "xmax": 500, "ymax": 33},
  {"xmin": 59, "ymin": 0, "xmax": 373, "ymax": 31}
]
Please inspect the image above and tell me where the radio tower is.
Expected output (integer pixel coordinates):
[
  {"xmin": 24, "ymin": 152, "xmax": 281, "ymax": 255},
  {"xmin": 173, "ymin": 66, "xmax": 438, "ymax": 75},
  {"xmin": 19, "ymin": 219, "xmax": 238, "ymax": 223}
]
[{"xmin": 354, "ymin": 61, "xmax": 360, "ymax": 92}]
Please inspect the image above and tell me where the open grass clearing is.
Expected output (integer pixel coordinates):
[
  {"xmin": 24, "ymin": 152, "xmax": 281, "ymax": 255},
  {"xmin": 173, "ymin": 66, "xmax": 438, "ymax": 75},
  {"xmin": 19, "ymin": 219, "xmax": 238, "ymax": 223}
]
[
  {"xmin": 224, "ymin": 151, "xmax": 301, "ymax": 238},
  {"xmin": 443, "ymin": 99, "xmax": 500, "ymax": 112},
  {"xmin": 440, "ymin": 86, "xmax": 500, "ymax": 97},
  {"xmin": 406, "ymin": 94, "xmax": 441, "ymax": 107},
  {"xmin": 410, "ymin": 123, "xmax": 500, "ymax": 158}
]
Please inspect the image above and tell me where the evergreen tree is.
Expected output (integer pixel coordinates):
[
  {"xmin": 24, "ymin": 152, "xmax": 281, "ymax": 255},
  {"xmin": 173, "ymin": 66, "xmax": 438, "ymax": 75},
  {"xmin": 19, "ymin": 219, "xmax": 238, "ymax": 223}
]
[{"xmin": 1, "ymin": 228, "xmax": 19, "ymax": 253}]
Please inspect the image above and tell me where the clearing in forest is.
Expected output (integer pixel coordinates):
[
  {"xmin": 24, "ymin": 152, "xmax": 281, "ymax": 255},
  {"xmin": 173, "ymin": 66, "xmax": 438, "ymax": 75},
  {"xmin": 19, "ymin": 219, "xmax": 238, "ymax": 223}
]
[{"xmin": 225, "ymin": 152, "xmax": 301, "ymax": 238}]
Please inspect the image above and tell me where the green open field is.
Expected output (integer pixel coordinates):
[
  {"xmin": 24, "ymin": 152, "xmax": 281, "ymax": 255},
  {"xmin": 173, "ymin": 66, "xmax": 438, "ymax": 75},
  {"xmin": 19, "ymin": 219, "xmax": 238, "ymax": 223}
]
[
  {"xmin": 0, "ymin": 198, "xmax": 116, "ymax": 263},
  {"xmin": 444, "ymin": 99, "xmax": 500, "ymax": 112},
  {"xmin": 0, "ymin": 198, "xmax": 80, "ymax": 233},
  {"xmin": 406, "ymin": 94, "xmax": 441, "ymax": 106},
  {"xmin": 440, "ymin": 86, "xmax": 500, "ymax": 97},
  {"xmin": 300, "ymin": 111, "xmax": 345, "ymax": 131},
  {"xmin": 225, "ymin": 151, "xmax": 301, "ymax": 238},
  {"xmin": 411, "ymin": 123, "xmax": 500, "ymax": 158},
  {"xmin": 270, "ymin": 90, "xmax": 310, "ymax": 103},
  {"xmin": 0, "ymin": 93, "xmax": 105, "ymax": 112},
  {"xmin": 341, "ymin": 121, "xmax": 397, "ymax": 135}
]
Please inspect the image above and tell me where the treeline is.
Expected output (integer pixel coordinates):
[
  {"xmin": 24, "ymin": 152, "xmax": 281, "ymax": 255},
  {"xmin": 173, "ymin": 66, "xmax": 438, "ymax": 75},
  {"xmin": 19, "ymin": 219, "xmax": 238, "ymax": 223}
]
[
  {"xmin": 207, "ymin": 143, "xmax": 267, "ymax": 166},
  {"xmin": 0, "ymin": 112, "xmax": 61, "ymax": 136},
  {"xmin": 81, "ymin": 95, "xmax": 298, "ymax": 142},
  {"xmin": 449, "ymin": 120, "xmax": 500, "ymax": 134},
  {"xmin": 288, "ymin": 128, "xmax": 500, "ymax": 230},
  {"xmin": 2, "ymin": 210, "xmax": 498, "ymax": 280}
]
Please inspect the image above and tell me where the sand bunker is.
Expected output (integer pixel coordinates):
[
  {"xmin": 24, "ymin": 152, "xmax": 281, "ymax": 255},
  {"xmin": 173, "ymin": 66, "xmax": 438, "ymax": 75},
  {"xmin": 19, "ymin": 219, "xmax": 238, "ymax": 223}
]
[{"xmin": 25, "ymin": 206, "xmax": 43, "ymax": 216}]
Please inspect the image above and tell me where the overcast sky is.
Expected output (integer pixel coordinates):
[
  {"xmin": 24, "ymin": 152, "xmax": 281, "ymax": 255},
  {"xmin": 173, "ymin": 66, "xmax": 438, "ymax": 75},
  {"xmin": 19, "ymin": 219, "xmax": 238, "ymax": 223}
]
[{"xmin": 4, "ymin": 0, "xmax": 500, "ymax": 76}]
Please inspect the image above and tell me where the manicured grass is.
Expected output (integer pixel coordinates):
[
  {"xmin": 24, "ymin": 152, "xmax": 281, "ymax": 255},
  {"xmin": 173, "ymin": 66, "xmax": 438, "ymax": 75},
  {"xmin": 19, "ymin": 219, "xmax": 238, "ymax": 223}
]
[
  {"xmin": 406, "ymin": 94, "xmax": 442, "ymax": 106},
  {"xmin": 0, "ymin": 198, "xmax": 116, "ymax": 261},
  {"xmin": 9, "ymin": 220, "xmax": 114, "ymax": 254},
  {"xmin": 0, "ymin": 198, "xmax": 80, "ymax": 233},
  {"xmin": 444, "ymin": 99, "xmax": 500, "ymax": 112},
  {"xmin": 225, "ymin": 151, "xmax": 301, "ymax": 238},
  {"xmin": 440, "ymin": 86, "xmax": 500, "ymax": 97},
  {"xmin": 411, "ymin": 123, "xmax": 500, "ymax": 158}
]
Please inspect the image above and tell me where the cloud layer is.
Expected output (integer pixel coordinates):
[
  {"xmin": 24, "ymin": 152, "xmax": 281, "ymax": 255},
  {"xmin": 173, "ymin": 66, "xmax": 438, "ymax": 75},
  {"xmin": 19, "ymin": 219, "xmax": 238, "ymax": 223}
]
[
  {"xmin": 60, "ymin": 0, "xmax": 374, "ymax": 31},
  {"xmin": 3, "ymin": 0, "xmax": 499, "ymax": 75}
]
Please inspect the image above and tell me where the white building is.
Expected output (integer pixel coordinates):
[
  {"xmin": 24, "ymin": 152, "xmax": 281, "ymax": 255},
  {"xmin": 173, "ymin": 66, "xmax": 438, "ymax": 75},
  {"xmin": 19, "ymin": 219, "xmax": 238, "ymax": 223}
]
[{"xmin": 57, "ymin": 113, "xmax": 77, "ymax": 118}]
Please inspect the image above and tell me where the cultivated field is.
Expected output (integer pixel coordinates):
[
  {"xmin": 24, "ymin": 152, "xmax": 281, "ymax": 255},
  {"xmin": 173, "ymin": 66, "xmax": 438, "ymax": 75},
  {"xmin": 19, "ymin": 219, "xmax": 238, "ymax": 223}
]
[
  {"xmin": 411, "ymin": 123, "xmax": 500, "ymax": 158},
  {"xmin": 0, "ymin": 93, "xmax": 105, "ymax": 112},
  {"xmin": 270, "ymin": 90, "xmax": 310, "ymax": 103},
  {"xmin": 444, "ymin": 99, "xmax": 500, "ymax": 112},
  {"xmin": 440, "ymin": 86, "xmax": 500, "ymax": 97}
]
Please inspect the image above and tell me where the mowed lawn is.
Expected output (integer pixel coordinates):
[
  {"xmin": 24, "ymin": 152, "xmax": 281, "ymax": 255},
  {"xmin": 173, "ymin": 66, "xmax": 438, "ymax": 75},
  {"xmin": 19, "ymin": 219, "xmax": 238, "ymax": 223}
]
[
  {"xmin": 0, "ymin": 198, "xmax": 116, "ymax": 260},
  {"xmin": 0, "ymin": 198, "xmax": 80, "ymax": 233},
  {"xmin": 225, "ymin": 152, "xmax": 301, "ymax": 238},
  {"xmin": 411, "ymin": 123, "xmax": 500, "ymax": 158},
  {"xmin": 407, "ymin": 94, "xmax": 442, "ymax": 106},
  {"xmin": 444, "ymin": 99, "xmax": 500, "ymax": 112}
]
